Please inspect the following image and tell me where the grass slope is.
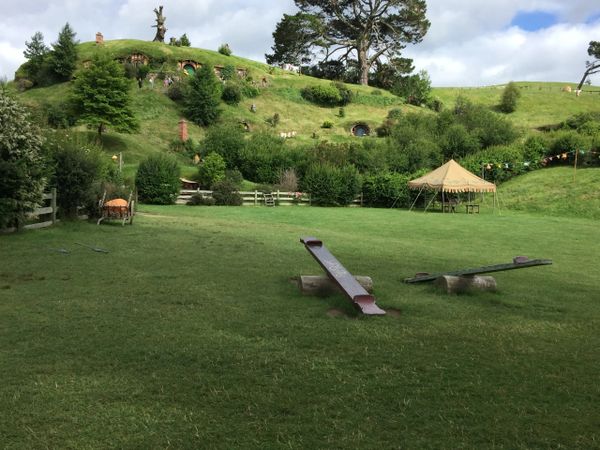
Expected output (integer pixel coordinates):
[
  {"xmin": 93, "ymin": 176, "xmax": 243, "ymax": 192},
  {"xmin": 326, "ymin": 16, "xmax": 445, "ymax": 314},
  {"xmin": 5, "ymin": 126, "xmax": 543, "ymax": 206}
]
[
  {"xmin": 1, "ymin": 207, "xmax": 598, "ymax": 448},
  {"xmin": 490, "ymin": 166, "xmax": 600, "ymax": 219}
]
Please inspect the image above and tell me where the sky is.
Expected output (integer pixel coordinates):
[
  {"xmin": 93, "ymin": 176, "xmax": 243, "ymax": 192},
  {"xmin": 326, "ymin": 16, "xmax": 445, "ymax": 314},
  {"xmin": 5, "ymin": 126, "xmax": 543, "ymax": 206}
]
[{"xmin": 1, "ymin": 0, "xmax": 599, "ymax": 87}]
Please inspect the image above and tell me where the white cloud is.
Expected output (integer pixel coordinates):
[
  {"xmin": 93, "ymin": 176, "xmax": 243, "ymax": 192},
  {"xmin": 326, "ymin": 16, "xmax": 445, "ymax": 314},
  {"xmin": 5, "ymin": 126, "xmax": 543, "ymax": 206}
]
[{"xmin": 0, "ymin": 0, "xmax": 598, "ymax": 87}]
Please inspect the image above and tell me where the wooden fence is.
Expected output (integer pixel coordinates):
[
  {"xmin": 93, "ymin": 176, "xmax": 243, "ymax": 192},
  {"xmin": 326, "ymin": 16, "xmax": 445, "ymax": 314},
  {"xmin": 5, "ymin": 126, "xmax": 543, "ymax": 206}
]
[
  {"xmin": 1, "ymin": 189, "xmax": 58, "ymax": 233},
  {"xmin": 177, "ymin": 189, "xmax": 363, "ymax": 207}
]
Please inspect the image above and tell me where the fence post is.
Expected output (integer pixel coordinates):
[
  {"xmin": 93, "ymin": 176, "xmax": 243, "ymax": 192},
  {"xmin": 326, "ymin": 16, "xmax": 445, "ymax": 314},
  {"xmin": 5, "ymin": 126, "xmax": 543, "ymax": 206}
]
[
  {"xmin": 360, "ymin": 192, "xmax": 363, "ymax": 207},
  {"xmin": 51, "ymin": 188, "xmax": 57, "ymax": 224},
  {"xmin": 254, "ymin": 190, "xmax": 258, "ymax": 206},
  {"xmin": 277, "ymin": 190, "xmax": 280, "ymax": 203}
]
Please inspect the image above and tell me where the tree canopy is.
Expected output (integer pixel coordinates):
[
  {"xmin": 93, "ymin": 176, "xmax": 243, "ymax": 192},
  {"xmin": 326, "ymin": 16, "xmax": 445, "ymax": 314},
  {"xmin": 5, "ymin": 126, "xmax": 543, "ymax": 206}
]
[
  {"xmin": 577, "ymin": 41, "xmax": 600, "ymax": 91},
  {"xmin": 267, "ymin": 0, "xmax": 430, "ymax": 85},
  {"xmin": 71, "ymin": 52, "xmax": 138, "ymax": 138},
  {"xmin": 50, "ymin": 23, "xmax": 79, "ymax": 81},
  {"xmin": 185, "ymin": 65, "xmax": 222, "ymax": 126},
  {"xmin": 0, "ymin": 92, "xmax": 46, "ymax": 229}
]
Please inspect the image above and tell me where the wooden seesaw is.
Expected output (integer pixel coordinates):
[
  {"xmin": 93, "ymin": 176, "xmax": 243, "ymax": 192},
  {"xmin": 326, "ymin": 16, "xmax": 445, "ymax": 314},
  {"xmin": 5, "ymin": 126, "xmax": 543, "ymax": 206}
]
[
  {"xmin": 404, "ymin": 256, "xmax": 553, "ymax": 294},
  {"xmin": 299, "ymin": 237, "xmax": 386, "ymax": 315}
]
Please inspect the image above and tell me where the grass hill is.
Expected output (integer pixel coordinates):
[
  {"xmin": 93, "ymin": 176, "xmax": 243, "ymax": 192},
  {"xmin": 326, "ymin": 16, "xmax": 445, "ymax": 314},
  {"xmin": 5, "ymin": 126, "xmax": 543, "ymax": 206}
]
[
  {"xmin": 490, "ymin": 166, "xmax": 600, "ymax": 219},
  {"xmin": 12, "ymin": 39, "xmax": 600, "ymax": 180}
]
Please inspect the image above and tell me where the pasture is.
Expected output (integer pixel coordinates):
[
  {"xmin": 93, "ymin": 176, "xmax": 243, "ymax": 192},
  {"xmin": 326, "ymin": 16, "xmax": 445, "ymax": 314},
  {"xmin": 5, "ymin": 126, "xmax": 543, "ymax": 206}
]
[{"xmin": 0, "ymin": 205, "xmax": 598, "ymax": 448}]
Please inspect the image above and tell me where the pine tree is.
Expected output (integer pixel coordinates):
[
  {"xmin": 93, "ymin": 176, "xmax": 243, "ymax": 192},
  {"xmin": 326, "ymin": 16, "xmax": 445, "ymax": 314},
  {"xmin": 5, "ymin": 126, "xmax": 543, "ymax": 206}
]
[
  {"xmin": 22, "ymin": 32, "xmax": 49, "ymax": 84},
  {"xmin": 50, "ymin": 23, "xmax": 78, "ymax": 81},
  {"xmin": 71, "ymin": 52, "xmax": 139, "ymax": 138},
  {"xmin": 185, "ymin": 65, "xmax": 222, "ymax": 126},
  {"xmin": 180, "ymin": 33, "xmax": 191, "ymax": 47}
]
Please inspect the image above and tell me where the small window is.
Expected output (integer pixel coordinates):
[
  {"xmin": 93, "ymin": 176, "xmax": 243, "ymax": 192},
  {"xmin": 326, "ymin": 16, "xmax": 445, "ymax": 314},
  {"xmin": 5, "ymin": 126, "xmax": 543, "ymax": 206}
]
[{"xmin": 351, "ymin": 123, "xmax": 370, "ymax": 137}]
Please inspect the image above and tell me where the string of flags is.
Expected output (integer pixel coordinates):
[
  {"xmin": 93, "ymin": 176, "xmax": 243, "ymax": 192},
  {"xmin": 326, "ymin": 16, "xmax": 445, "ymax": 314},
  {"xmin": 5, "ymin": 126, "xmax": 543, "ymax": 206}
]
[{"xmin": 482, "ymin": 149, "xmax": 600, "ymax": 171}]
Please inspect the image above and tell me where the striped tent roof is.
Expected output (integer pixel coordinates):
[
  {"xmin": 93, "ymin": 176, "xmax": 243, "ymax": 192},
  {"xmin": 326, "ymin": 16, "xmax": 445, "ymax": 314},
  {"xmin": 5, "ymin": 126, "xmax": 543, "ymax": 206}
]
[{"xmin": 408, "ymin": 159, "xmax": 496, "ymax": 193}]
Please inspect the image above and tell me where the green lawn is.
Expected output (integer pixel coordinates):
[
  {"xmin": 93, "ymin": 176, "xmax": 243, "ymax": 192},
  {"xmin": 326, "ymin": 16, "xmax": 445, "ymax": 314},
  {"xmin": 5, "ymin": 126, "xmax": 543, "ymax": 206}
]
[{"xmin": 1, "ymin": 206, "xmax": 598, "ymax": 448}]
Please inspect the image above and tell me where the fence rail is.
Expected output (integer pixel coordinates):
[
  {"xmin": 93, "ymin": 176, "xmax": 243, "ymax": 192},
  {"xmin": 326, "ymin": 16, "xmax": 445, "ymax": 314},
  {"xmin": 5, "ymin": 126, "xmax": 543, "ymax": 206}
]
[
  {"xmin": 1, "ymin": 189, "xmax": 58, "ymax": 233},
  {"xmin": 177, "ymin": 189, "xmax": 363, "ymax": 207}
]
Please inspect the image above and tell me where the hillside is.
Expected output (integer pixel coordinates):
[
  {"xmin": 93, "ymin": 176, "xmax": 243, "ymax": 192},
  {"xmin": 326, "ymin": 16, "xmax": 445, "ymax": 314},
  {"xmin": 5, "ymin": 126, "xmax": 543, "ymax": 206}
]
[
  {"xmin": 13, "ymin": 39, "xmax": 600, "ymax": 178},
  {"xmin": 488, "ymin": 166, "xmax": 600, "ymax": 219}
]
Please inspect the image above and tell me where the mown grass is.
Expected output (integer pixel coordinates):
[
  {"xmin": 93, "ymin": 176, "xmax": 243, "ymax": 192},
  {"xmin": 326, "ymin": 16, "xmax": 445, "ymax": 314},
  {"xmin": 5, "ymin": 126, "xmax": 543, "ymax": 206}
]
[{"xmin": 1, "ymin": 205, "xmax": 598, "ymax": 448}]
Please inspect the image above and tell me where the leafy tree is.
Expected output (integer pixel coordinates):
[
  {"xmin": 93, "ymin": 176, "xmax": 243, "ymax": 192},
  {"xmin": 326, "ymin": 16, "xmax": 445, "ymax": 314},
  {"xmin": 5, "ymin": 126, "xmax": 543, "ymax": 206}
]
[
  {"xmin": 269, "ymin": 1, "xmax": 430, "ymax": 85},
  {"xmin": 392, "ymin": 69, "xmax": 432, "ymax": 105},
  {"xmin": 0, "ymin": 92, "xmax": 46, "ymax": 229},
  {"xmin": 198, "ymin": 152, "xmax": 226, "ymax": 188},
  {"xmin": 185, "ymin": 65, "xmax": 222, "ymax": 126},
  {"xmin": 202, "ymin": 123, "xmax": 245, "ymax": 169},
  {"xmin": 577, "ymin": 41, "xmax": 600, "ymax": 91},
  {"xmin": 22, "ymin": 32, "xmax": 49, "ymax": 84},
  {"xmin": 49, "ymin": 23, "xmax": 79, "ymax": 81},
  {"xmin": 44, "ymin": 134, "xmax": 105, "ymax": 217},
  {"xmin": 180, "ymin": 33, "xmax": 191, "ymax": 47},
  {"xmin": 218, "ymin": 44, "xmax": 232, "ymax": 56},
  {"xmin": 136, "ymin": 154, "xmax": 181, "ymax": 204},
  {"xmin": 499, "ymin": 81, "xmax": 521, "ymax": 113},
  {"xmin": 71, "ymin": 52, "xmax": 139, "ymax": 138}
]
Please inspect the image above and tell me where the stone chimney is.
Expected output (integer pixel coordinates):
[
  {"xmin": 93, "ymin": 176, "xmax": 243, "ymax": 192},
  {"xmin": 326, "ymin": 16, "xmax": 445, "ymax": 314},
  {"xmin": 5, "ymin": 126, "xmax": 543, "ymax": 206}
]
[
  {"xmin": 96, "ymin": 32, "xmax": 104, "ymax": 45},
  {"xmin": 179, "ymin": 119, "xmax": 188, "ymax": 141}
]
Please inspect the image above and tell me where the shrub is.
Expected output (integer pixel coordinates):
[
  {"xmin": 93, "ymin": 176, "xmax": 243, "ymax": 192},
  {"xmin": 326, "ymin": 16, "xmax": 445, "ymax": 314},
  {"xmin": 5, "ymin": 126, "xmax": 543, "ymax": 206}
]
[
  {"xmin": 278, "ymin": 168, "xmax": 299, "ymax": 192},
  {"xmin": 169, "ymin": 138, "xmax": 199, "ymax": 159},
  {"xmin": 212, "ymin": 179, "xmax": 243, "ymax": 205},
  {"xmin": 221, "ymin": 82, "xmax": 242, "ymax": 105},
  {"xmin": 427, "ymin": 97, "xmax": 444, "ymax": 112},
  {"xmin": 321, "ymin": 120, "xmax": 333, "ymax": 129},
  {"xmin": 42, "ymin": 101, "xmax": 77, "ymax": 128},
  {"xmin": 240, "ymin": 82, "xmax": 261, "ymax": 98},
  {"xmin": 0, "ymin": 92, "xmax": 46, "ymax": 229},
  {"xmin": 187, "ymin": 194, "xmax": 216, "ymax": 206},
  {"xmin": 136, "ymin": 153, "xmax": 180, "ymax": 204},
  {"xmin": 461, "ymin": 144, "xmax": 525, "ymax": 183},
  {"xmin": 225, "ymin": 169, "xmax": 244, "ymax": 188},
  {"xmin": 167, "ymin": 79, "xmax": 187, "ymax": 101},
  {"xmin": 332, "ymin": 81, "xmax": 353, "ymax": 105},
  {"xmin": 218, "ymin": 44, "xmax": 232, "ymax": 56},
  {"xmin": 220, "ymin": 64, "xmax": 236, "ymax": 81},
  {"xmin": 198, "ymin": 152, "xmax": 226, "ymax": 188},
  {"xmin": 393, "ymin": 70, "xmax": 431, "ymax": 106},
  {"xmin": 548, "ymin": 130, "xmax": 589, "ymax": 155},
  {"xmin": 239, "ymin": 132, "xmax": 290, "ymax": 183},
  {"xmin": 300, "ymin": 163, "xmax": 361, "ymax": 206},
  {"xmin": 203, "ymin": 123, "xmax": 245, "ymax": 169},
  {"xmin": 45, "ymin": 134, "xmax": 106, "ymax": 217},
  {"xmin": 338, "ymin": 107, "xmax": 346, "ymax": 118},
  {"xmin": 387, "ymin": 108, "xmax": 403, "ymax": 120},
  {"xmin": 266, "ymin": 113, "xmax": 280, "ymax": 128},
  {"xmin": 362, "ymin": 172, "xmax": 411, "ymax": 208},
  {"xmin": 499, "ymin": 81, "xmax": 521, "ymax": 113},
  {"xmin": 301, "ymin": 84, "xmax": 342, "ymax": 107}
]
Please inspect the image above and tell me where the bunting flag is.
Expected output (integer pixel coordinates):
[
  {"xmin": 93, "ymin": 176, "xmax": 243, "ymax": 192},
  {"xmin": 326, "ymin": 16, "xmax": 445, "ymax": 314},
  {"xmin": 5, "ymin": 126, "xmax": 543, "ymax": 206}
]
[{"xmin": 482, "ymin": 149, "xmax": 600, "ymax": 171}]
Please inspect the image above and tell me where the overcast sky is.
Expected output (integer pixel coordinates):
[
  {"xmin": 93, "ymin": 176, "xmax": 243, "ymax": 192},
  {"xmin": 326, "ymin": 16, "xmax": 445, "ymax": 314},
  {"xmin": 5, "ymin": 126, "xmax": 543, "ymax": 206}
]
[{"xmin": 1, "ymin": 0, "xmax": 599, "ymax": 87}]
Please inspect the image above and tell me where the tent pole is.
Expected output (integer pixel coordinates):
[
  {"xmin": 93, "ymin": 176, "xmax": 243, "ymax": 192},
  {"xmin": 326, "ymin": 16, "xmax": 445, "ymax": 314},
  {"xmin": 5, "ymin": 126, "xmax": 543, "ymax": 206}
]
[
  {"xmin": 424, "ymin": 189, "xmax": 438, "ymax": 212},
  {"xmin": 409, "ymin": 186, "xmax": 424, "ymax": 211},
  {"xmin": 442, "ymin": 191, "xmax": 445, "ymax": 213}
]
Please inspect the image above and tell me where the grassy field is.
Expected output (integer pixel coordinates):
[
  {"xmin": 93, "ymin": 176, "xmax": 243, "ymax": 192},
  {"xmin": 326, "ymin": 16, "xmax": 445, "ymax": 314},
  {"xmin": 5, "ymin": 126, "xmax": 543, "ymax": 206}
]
[{"xmin": 1, "ymin": 205, "xmax": 598, "ymax": 448}]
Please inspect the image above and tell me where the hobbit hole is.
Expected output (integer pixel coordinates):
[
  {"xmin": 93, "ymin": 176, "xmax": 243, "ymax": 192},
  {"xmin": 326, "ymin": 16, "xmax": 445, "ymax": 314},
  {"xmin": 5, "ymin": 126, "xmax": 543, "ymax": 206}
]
[{"xmin": 351, "ymin": 123, "xmax": 370, "ymax": 137}]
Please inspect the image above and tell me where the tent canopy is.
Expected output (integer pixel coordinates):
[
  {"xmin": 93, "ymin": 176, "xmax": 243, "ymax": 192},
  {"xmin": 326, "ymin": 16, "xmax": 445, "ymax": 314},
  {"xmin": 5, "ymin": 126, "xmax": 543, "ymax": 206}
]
[{"xmin": 408, "ymin": 159, "xmax": 496, "ymax": 193}]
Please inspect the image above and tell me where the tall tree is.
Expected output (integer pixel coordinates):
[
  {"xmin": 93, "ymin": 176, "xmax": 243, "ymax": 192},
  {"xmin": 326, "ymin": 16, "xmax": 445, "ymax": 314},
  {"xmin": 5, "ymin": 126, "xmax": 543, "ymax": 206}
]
[
  {"xmin": 0, "ymin": 91, "xmax": 46, "ymax": 229},
  {"xmin": 71, "ymin": 52, "xmax": 139, "ymax": 138},
  {"xmin": 265, "ymin": 13, "xmax": 320, "ymax": 65},
  {"xmin": 268, "ymin": 0, "xmax": 430, "ymax": 85},
  {"xmin": 50, "ymin": 23, "xmax": 79, "ymax": 81},
  {"xmin": 185, "ymin": 65, "xmax": 222, "ymax": 126},
  {"xmin": 577, "ymin": 41, "xmax": 600, "ymax": 91},
  {"xmin": 23, "ymin": 32, "xmax": 49, "ymax": 83}
]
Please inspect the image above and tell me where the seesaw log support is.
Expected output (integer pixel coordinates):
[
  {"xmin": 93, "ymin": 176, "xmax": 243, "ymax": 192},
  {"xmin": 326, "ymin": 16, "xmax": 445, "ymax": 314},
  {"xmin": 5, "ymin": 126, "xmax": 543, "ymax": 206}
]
[{"xmin": 300, "ymin": 237, "xmax": 385, "ymax": 315}]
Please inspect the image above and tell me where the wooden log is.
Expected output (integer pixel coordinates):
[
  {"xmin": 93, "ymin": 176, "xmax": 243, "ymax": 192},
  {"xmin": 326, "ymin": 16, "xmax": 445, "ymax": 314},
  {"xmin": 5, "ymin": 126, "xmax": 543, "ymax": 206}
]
[
  {"xmin": 299, "ymin": 275, "xmax": 373, "ymax": 297},
  {"xmin": 435, "ymin": 275, "xmax": 497, "ymax": 294}
]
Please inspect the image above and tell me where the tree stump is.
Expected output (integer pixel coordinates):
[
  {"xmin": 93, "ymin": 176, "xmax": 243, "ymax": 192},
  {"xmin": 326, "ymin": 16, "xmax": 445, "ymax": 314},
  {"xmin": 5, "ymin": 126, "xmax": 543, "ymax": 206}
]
[
  {"xmin": 298, "ymin": 275, "xmax": 373, "ymax": 297},
  {"xmin": 435, "ymin": 275, "xmax": 497, "ymax": 294}
]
